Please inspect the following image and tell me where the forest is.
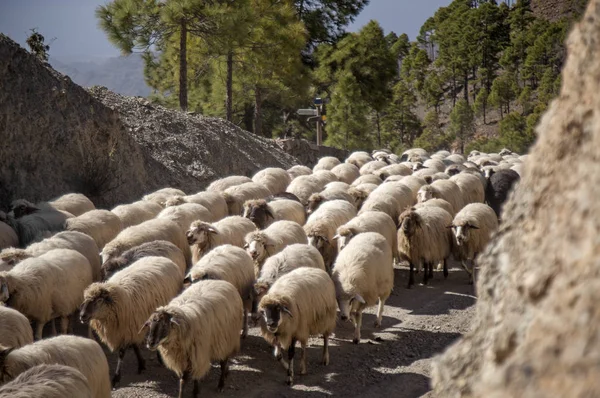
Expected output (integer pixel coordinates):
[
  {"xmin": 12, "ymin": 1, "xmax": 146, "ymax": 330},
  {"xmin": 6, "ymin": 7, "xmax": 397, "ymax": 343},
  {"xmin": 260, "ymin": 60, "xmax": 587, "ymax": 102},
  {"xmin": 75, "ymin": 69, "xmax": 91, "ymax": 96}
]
[{"xmin": 95, "ymin": 0, "xmax": 584, "ymax": 154}]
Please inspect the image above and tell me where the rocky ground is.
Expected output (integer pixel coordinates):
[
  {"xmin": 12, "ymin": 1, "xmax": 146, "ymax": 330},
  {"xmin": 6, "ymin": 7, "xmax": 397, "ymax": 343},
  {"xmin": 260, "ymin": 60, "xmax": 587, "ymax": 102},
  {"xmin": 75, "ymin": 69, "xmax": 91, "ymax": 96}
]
[{"xmin": 74, "ymin": 263, "xmax": 476, "ymax": 398}]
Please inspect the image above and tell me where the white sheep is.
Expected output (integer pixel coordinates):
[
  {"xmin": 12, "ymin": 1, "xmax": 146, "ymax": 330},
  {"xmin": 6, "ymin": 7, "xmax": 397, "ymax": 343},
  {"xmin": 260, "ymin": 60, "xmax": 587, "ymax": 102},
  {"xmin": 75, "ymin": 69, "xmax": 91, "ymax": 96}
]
[
  {"xmin": 110, "ymin": 200, "xmax": 163, "ymax": 229},
  {"xmin": 351, "ymin": 174, "xmax": 383, "ymax": 186},
  {"xmin": 157, "ymin": 202, "xmax": 214, "ymax": 233},
  {"xmin": 445, "ymin": 154, "xmax": 465, "ymax": 164},
  {"xmin": 325, "ymin": 181, "xmax": 351, "ymax": 191},
  {"xmin": 0, "ymin": 217, "xmax": 18, "ymax": 251},
  {"xmin": 450, "ymin": 203, "xmax": 499, "ymax": 284},
  {"xmin": 287, "ymin": 165, "xmax": 313, "ymax": 180},
  {"xmin": 187, "ymin": 216, "xmax": 257, "ymax": 263},
  {"xmin": 285, "ymin": 175, "xmax": 324, "ymax": 205},
  {"xmin": 258, "ymin": 267, "xmax": 337, "ymax": 385},
  {"xmin": 349, "ymin": 184, "xmax": 378, "ymax": 205},
  {"xmin": 252, "ymin": 168, "xmax": 292, "ymax": 195},
  {"xmin": 100, "ymin": 240, "xmax": 187, "ymax": 281},
  {"xmin": 48, "ymin": 193, "xmax": 95, "ymax": 216},
  {"xmin": 142, "ymin": 188, "xmax": 186, "ymax": 207},
  {"xmin": 304, "ymin": 200, "xmax": 357, "ymax": 272},
  {"xmin": 0, "ymin": 364, "xmax": 92, "ymax": 398},
  {"xmin": 398, "ymin": 175, "xmax": 428, "ymax": 202},
  {"xmin": 397, "ymin": 206, "xmax": 454, "ymax": 287},
  {"xmin": 312, "ymin": 170, "xmax": 339, "ymax": 187},
  {"xmin": 306, "ymin": 189, "xmax": 356, "ymax": 215},
  {"xmin": 245, "ymin": 220, "xmax": 308, "ymax": 275},
  {"xmin": 330, "ymin": 163, "xmax": 360, "ymax": 184},
  {"xmin": 101, "ymin": 218, "xmax": 192, "ymax": 268},
  {"xmin": 142, "ymin": 279, "xmax": 243, "ymax": 396},
  {"xmin": 79, "ymin": 256, "xmax": 183, "ymax": 386},
  {"xmin": 0, "ymin": 249, "xmax": 93, "ymax": 339},
  {"xmin": 423, "ymin": 158, "xmax": 447, "ymax": 172},
  {"xmin": 359, "ymin": 160, "xmax": 387, "ymax": 176},
  {"xmin": 163, "ymin": 191, "xmax": 229, "ymax": 221},
  {"xmin": 335, "ymin": 210, "xmax": 399, "ymax": 262},
  {"xmin": 401, "ymin": 148, "xmax": 429, "ymax": 162},
  {"xmin": 313, "ymin": 156, "xmax": 341, "ymax": 171},
  {"xmin": 206, "ymin": 175, "xmax": 252, "ymax": 192},
  {"xmin": 223, "ymin": 182, "xmax": 271, "ymax": 216},
  {"xmin": 0, "ymin": 305, "xmax": 33, "ymax": 348},
  {"xmin": 450, "ymin": 172, "xmax": 485, "ymax": 205},
  {"xmin": 345, "ymin": 151, "xmax": 373, "ymax": 169},
  {"xmin": 417, "ymin": 180, "xmax": 464, "ymax": 216},
  {"xmin": 185, "ymin": 244, "xmax": 254, "ymax": 337},
  {"xmin": 414, "ymin": 198, "xmax": 455, "ymax": 219},
  {"xmin": 242, "ymin": 199, "xmax": 306, "ymax": 229},
  {"xmin": 357, "ymin": 191, "xmax": 402, "ymax": 222},
  {"xmin": 65, "ymin": 209, "xmax": 123, "ymax": 250},
  {"xmin": 0, "ymin": 335, "xmax": 111, "ymax": 398},
  {"xmin": 373, "ymin": 164, "xmax": 412, "ymax": 180},
  {"xmin": 332, "ymin": 232, "xmax": 394, "ymax": 344}
]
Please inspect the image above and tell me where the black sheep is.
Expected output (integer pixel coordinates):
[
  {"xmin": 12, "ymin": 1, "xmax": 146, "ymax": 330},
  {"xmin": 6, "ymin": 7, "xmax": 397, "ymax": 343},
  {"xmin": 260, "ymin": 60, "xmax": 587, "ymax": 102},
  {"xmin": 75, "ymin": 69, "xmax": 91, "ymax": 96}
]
[{"xmin": 485, "ymin": 169, "xmax": 520, "ymax": 218}]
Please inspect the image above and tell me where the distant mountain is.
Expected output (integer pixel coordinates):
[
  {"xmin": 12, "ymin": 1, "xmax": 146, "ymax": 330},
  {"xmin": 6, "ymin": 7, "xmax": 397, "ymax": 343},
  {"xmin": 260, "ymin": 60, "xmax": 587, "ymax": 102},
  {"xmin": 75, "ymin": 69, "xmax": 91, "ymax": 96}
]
[{"xmin": 49, "ymin": 54, "xmax": 151, "ymax": 97}]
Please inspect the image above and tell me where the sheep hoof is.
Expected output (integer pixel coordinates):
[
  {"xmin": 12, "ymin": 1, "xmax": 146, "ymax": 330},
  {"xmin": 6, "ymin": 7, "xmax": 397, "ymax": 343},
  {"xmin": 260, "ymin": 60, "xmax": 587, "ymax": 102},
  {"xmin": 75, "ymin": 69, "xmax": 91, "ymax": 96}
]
[
  {"xmin": 137, "ymin": 361, "xmax": 146, "ymax": 374},
  {"xmin": 374, "ymin": 321, "xmax": 381, "ymax": 328},
  {"xmin": 217, "ymin": 383, "xmax": 225, "ymax": 393},
  {"xmin": 322, "ymin": 358, "xmax": 329, "ymax": 366},
  {"xmin": 352, "ymin": 338, "xmax": 360, "ymax": 344},
  {"xmin": 286, "ymin": 377, "xmax": 294, "ymax": 386},
  {"xmin": 111, "ymin": 374, "xmax": 121, "ymax": 388}
]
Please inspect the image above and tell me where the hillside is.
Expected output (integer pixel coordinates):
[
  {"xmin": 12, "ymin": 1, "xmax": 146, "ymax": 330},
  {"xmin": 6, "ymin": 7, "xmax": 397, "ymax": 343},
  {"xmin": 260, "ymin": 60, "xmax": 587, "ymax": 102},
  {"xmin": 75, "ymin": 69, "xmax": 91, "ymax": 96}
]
[
  {"xmin": 0, "ymin": 34, "xmax": 298, "ymax": 210},
  {"xmin": 531, "ymin": 0, "xmax": 588, "ymax": 21}
]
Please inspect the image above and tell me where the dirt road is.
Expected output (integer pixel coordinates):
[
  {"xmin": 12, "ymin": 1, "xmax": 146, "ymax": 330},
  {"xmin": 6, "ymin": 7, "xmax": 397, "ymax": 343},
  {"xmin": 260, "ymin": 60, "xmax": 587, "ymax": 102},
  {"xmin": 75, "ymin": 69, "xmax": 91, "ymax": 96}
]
[{"xmin": 94, "ymin": 263, "xmax": 476, "ymax": 398}]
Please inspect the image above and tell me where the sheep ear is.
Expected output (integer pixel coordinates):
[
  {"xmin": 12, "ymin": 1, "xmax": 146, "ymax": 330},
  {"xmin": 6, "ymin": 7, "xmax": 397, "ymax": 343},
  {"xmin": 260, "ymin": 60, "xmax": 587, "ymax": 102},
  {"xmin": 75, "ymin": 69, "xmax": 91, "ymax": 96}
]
[
  {"xmin": 446, "ymin": 224, "xmax": 455, "ymax": 229},
  {"xmin": 354, "ymin": 294, "xmax": 366, "ymax": 304},
  {"xmin": 470, "ymin": 225, "xmax": 480, "ymax": 230},
  {"xmin": 183, "ymin": 275, "xmax": 192, "ymax": 284},
  {"xmin": 332, "ymin": 234, "xmax": 340, "ymax": 241},
  {"xmin": 243, "ymin": 243, "xmax": 249, "ymax": 249},
  {"xmin": 138, "ymin": 320, "xmax": 151, "ymax": 335},
  {"xmin": 264, "ymin": 207, "xmax": 275, "ymax": 219},
  {"xmin": 281, "ymin": 306, "xmax": 293, "ymax": 318},
  {"xmin": 207, "ymin": 227, "xmax": 218, "ymax": 234},
  {"xmin": 170, "ymin": 317, "xmax": 181, "ymax": 326}
]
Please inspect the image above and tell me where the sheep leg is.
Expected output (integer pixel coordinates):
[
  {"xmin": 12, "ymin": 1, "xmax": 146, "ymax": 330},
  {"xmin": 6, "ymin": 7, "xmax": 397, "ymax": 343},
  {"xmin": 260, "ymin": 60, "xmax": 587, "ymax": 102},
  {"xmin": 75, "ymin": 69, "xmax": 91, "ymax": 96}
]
[
  {"xmin": 353, "ymin": 310, "xmax": 363, "ymax": 344},
  {"xmin": 34, "ymin": 321, "xmax": 44, "ymax": 340},
  {"xmin": 460, "ymin": 260, "xmax": 473, "ymax": 284},
  {"xmin": 193, "ymin": 380, "xmax": 200, "ymax": 398},
  {"xmin": 241, "ymin": 308, "xmax": 248, "ymax": 339},
  {"xmin": 443, "ymin": 259, "xmax": 449, "ymax": 279},
  {"xmin": 408, "ymin": 262, "xmax": 415, "ymax": 288},
  {"xmin": 178, "ymin": 371, "xmax": 189, "ymax": 398},
  {"xmin": 218, "ymin": 359, "xmax": 229, "ymax": 392},
  {"xmin": 286, "ymin": 338, "xmax": 296, "ymax": 385},
  {"xmin": 59, "ymin": 315, "xmax": 69, "ymax": 334},
  {"xmin": 157, "ymin": 351, "xmax": 164, "ymax": 367},
  {"xmin": 428, "ymin": 262, "xmax": 434, "ymax": 279},
  {"xmin": 299, "ymin": 341, "xmax": 307, "ymax": 375},
  {"xmin": 422, "ymin": 262, "xmax": 429, "ymax": 285},
  {"xmin": 51, "ymin": 318, "xmax": 57, "ymax": 336},
  {"xmin": 132, "ymin": 344, "xmax": 146, "ymax": 374},
  {"xmin": 374, "ymin": 298, "xmax": 385, "ymax": 328},
  {"xmin": 68, "ymin": 313, "xmax": 75, "ymax": 334},
  {"xmin": 322, "ymin": 333, "xmax": 330, "ymax": 366},
  {"xmin": 275, "ymin": 345, "xmax": 289, "ymax": 370},
  {"xmin": 112, "ymin": 347, "xmax": 127, "ymax": 387}
]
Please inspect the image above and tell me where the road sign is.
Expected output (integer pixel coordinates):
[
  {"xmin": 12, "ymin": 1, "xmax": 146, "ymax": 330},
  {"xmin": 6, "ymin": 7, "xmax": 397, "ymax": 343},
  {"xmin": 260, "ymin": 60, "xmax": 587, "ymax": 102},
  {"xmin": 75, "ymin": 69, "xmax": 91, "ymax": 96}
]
[
  {"xmin": 321, "ymin": 115, "xmax": 327, "ymax": 121},
  {"xmin": 314, "ymin": 97, "xmax": 323, "ymax": 105},
  {"xmin": 297, "ymin": 108, "xmax": 318, "ymax": 116}
]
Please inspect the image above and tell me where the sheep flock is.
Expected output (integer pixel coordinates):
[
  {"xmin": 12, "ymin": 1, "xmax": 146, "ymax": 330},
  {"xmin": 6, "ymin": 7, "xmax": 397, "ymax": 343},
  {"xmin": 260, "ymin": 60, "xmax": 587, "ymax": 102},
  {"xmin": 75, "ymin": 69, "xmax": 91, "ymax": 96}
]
[{"xmin": 0, "ymin": 147, "xmax": 522, "ymax": 397}]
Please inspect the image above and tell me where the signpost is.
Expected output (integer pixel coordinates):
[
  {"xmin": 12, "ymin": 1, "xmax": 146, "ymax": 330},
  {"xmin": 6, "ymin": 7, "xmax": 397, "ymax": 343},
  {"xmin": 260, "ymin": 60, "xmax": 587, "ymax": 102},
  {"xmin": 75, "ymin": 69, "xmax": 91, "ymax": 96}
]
[
  {"xmin": 297, "ymin": 97, "xmax": 325, "ymax": 146},
  {"xmin": 297, "ymin": 109, "xmax": 318, "ymax": 116}
]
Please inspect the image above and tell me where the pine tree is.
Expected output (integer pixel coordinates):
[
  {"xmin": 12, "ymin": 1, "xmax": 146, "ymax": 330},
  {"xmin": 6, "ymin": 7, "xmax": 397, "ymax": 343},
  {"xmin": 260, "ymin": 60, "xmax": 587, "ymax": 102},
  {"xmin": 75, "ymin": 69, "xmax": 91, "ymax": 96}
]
[
  {"xmin": 26, "ymin": 28, "xmax": 50, "ymax": 62},
  {"xmin": 448, "ymin": 99, "xmax": 474, "ymax": 154}
]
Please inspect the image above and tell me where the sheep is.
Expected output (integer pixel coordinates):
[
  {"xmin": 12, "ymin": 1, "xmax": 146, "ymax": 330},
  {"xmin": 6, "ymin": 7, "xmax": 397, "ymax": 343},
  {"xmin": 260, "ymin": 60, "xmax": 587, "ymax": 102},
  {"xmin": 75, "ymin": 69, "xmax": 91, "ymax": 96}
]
[
  {"xmin": 401, "ymin": 148, "xmax": 429, "ymax": 163},
  {"xmin": 0, "ymin": 364, "xmax": 92, "ymax": 398},
  {"xmin": 434, "ymin": 150, "xmax": 451, "ymax": 158},
  {"xmin": 252, "ymin": 168, "xmax": 292, "ymax": 195},
  {"xmin": 450, "ymin": 203, "xmax": 499, "ymax": 284},
  {"xmin": 325, "ymin": 181, "xmax": 351, "ymax": 191},
  {"xmin": 79, "ymin": 256, "xmax": 182, "ymax": 386},
  {"xmin": 143, "ymin": 188, "xmax": 186, "ymax": 207},
  {"xmin": 332, "ymin": 232, "xmax": 394, "ymax": 344},
  {"xmin": 0, "ymin": 217, "xmax": 18, "ymax": 251},
  {"xmin": 359, "ymin": 160, "xmax": 387, "ymax": 176},
  {"xmin": 306, "ymin": 190, "xmax": 355, "ymax": 215},
  {"xmin": 312, "ymin": 170, "xmax": 339, "ymax": 187},
  {"xmin": 313, "ymin": 156, "xmax": 341, "ymax": 171},
  {"xmin": 417, "ymin": 180, "xmax": 464, "ymax": 216},
  {"xmin": 423, "ymin": 158, "xmax": 447, "ymax": 172},
  {"xmin": 361, "ymin": 182, "xmax": 414, "ymax": 223},
  {"xmin": 184, "ymin": 245, "xmax": 254, "ymax": 337},
  {"xmin": 414, "ymin": 198, "xmax": 455, "ymax": 218},
  {"xmin": 142, "ymin": 280, "xmax": 243, "ymax": 397},
  {"xmin": 444, "ymin": 164, "xmax": 466, "ymax": 176},
  {"xmin": 397, "ymin": 206, "xmax": 454, "ymax": 287},
  {"xmin": 304, "ymin": 200, "xmax": 357, "ymax": 271},
  {"xmin": 345, "ymin": 151, "xmax": 373, "ymax": 169},
  {"xmin": 48, "ymin": 193, "xmax": 95, "ymax": 217},
  {"xmin": 65, "ymin": 209, "xmax": 122, "ymax": 250},
  {"xmin": 0, "ymin": 305, "xmax": 33, "ymax": 348},
  {"xmin": 334, "ymin": 210, "xmax": 399, "ymax": 262},
  {"xmin": 267, "ymin": 192, "xmax": 303, "ymax": 203},
  {"xmin": 102, "ymin": 218, "xmax": 191, "ymax": 267},
  {"xmin": 101, "ymin": 240, "xmax": 187, "ymax": 281},
  {"xmin": 287, "ymin": 165, "xmax": 313, "ymax": 180},
  {"xmin": 373, "ymin": 151, "xmax": 394, "ymax": 164},
  {"xmin": 285, "ymin": 175, "xmax": 323, "ymax": 205},
  {"xmin": 445, "ymin": 154, "xmax": 465, "ymax": 164},
  {"xmin": 485, "ymin": 169, "xmax": 520, "ymax": 219},
  {"xmin": 252, "ymin": 244, "xmax": 325, "ymax": 316},
  {"xmin": 0, "ymin": 335, "xmax": 111, "ymax": 398},
  {"xmin": 399, "ymin": 175, "xmax": 428, "ymax": 201},
  {"xmin": 373, "ymin": 164, "xmax": 412, "ymax": 180},
  {"xmin": 245, "ymin": 221, "xmax": 308, "ymax": 275},
  {"xmin": 243, "ymin": 199, "xmax": 305, "ymax": 229},
  {"xmin": 413, "ymin": 167, "xmax": 438, "ymax": 180},
  {"xmin": 351, "ymin": 174, "xmax": 383, "ymax": 186},
  {"xmin": 511, "ymin": 163, "xmax": 523, "ymax": 176},
  {"xmin": 258, "ymin": 267, "xmax": 337, "ymax": 385},
  {"xmin": 3, "ymin": 202, "xmax": 67, "ymax": 247},
  {"xmin": 463, "ymin": 167, "xmax": 487, "ymax": 188},
  {"xmin": 330, "ymin": 163, "xmax": 360, "ymax": 184},
  {"xmin": 111, "ymin": 200, "xmax": 163, "ymax": 229},
  {"xmin": 187, "ymin": 216, "xmax": 256, "ymax": 263},
  {"xmin": 1, "ymin": 231, "xmax": 102, "ymax": 281},
  {"xmin": 222, "ymin": 182, "xmax": 271, "ymax": 216},
  {"xmin": 164, "ymin": 192, "xmax": 229, "ymax": 221},
  {"xmin": 207, "ymin": 176, "xmax": 251, "ymax": 193},
  {"xmin": 450, "ymin": 173, "xmax": 485, "ymax": 206},
  {"xmin": 157, "ymin": 202, "xmax": 214, "ymax": 233},
  {"xmin": 0, "ymin": 249, "xmax": 93, "ymax": 339}
]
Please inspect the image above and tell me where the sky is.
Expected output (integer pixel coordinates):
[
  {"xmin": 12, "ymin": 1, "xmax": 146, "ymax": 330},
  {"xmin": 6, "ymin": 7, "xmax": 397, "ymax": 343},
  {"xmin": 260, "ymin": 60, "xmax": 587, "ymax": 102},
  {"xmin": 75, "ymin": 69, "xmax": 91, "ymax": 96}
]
[{"xmin": 0, "ymin": 0, "xmax": 452, "ymax": 60}]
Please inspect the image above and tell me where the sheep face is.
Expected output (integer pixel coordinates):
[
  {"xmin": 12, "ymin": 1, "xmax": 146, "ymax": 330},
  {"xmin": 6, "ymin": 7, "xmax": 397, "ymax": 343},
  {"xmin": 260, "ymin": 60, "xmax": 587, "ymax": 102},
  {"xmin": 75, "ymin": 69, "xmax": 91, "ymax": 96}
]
[
  {"xmin": 163, "ymin": 196, "xmax": 185, "ymax": 207},
  {"xmin": 143, "ymin": 310, "xmax": 174, "ymax": 351},
  {"xmin": 347, "ymin": 188, "xmax": 368, "ymax": 209},
  {"xmin": 336, "ymin": 292, "xmax": 365, "ymax": 322},
  {"xmin": 417, "ymin": 187, "xmax": 434, "ymax": 203},
  {"xmin": 100, "ymin": 257, "xmax": 128, "ymax": 281},
  {"xmin": 0, "ymin": 275, "xmax": 9, "ymax": 303},
  {"xmin": 451, "ymin": 223, "xmax": 479, "ymax": 247},
  {"xmin": 306, "ymin": 194, "xmax": 324, "ymax": 215},
  {"xmin": 374, "ymin": 154, "xmax": 390, "ymax": 164},
  {"xmin": 483, "ymin": 167, "xmax": 496, "ymax": 179},
  {"xmin": 79, "ymin": 287, "xmax": 113, "ymax": 323},
  {"xmin": 243, "ymin": 202, "xmax": 273, "ymax": 229},
  {"xmin": 412, "ymin": 162, "xmax": 426, "ymax": 172},
  {"xmin": 334, "ymin": 228, "xmax": 356, "ymax": 252},
  {"xmin": 399, "ymin": 212, "xmax": 420, "ymax": 238},
  {"xmin": 445, "ymin": 166, "xmax": 461, "ymax": 176},
  {"xmin": 0, "ymin": 249, "xmax": 29, "ymax": 271},
  {"xmin": 259, "ymin": 302, "xmax": 292, "ymax": 333},
  {"xmin": 186, "ymin": 223, "xmax": 217, "ymax": 247},
  {"xmin": 245, "ymin": 238, "xmax": 268, "ymax": 262},
  {"xmin": 307, "ymin": 234, "xmax": 328, "ymax": 253},
  {"xmin": 10, "ymin": 200, "xmax": 39, "ymax": 218}
]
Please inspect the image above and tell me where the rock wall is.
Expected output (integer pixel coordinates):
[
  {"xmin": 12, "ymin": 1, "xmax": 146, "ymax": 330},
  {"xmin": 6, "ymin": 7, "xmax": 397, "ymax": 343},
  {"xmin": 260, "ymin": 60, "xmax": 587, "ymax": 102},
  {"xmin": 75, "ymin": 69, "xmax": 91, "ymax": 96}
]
[
  {"xmin": 431, "ymin": 1, "xmax": 600, "ymax": 397},
  {"xmin": 0, "ymin": 34, "xmax": 298, "ymax": 210},
  {"xmin": 531, "ymin": 0, "xmax": 587, "ymax": 22},
  {"xmin": 276, "ymin": 138, "xmax": 349, "ymax": 168}
]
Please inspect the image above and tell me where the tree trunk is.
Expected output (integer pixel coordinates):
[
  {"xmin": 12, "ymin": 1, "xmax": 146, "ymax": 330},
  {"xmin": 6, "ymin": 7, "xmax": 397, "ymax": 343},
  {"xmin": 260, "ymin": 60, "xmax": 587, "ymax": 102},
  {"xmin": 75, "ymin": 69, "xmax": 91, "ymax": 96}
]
[
  {"xmin": 226, "ymin": 50, "xmax": 233, "ymax": 121},
  {"xmin": 254, "ymin": 86, "xmax": 263, "ymax": 137},
  {"xmin": 464, "ymin": 72, "xmax": 469, "ymax": 105},
  {"xmin": 376, "ymin": 111, "xmax": 381, "ymax": 147},
  {"xmin": 179, "ymin": 19, "xmax": 188, "ymax": 111}
]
